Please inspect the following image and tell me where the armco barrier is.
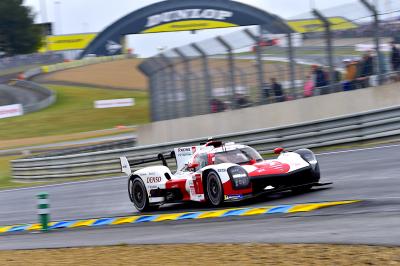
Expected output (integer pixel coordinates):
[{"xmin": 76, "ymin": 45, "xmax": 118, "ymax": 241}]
[
  {"xmin": 9, "ymin": 80, "xmax": 56, "ymax": 114},
  {"xmin": 11, "ymin": 105, "xmax": 400, "ymax": 180}
]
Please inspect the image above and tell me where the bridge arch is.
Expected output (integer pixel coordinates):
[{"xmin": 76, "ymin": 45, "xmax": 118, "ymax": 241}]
[{"xmin": 81, "ymin": 0, "xmax": 293, "ymax": 57}]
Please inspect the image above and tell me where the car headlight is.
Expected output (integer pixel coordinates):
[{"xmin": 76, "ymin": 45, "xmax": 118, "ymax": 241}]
[{"xmin": 228, "ymin": 166, "xmax": 250, "ymax": 189}]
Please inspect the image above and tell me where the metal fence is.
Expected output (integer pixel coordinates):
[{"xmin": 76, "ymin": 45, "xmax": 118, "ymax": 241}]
[
  {"xmin": 139, "ymin": 2, "xmax": 400, "ymax": 122},
  {"xmin": 0, "ymin": 53, "xmax": 63, "ymax": 72}
]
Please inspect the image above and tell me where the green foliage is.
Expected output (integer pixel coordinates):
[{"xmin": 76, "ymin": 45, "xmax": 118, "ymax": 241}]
[{"xmin": 0, "ymin": 0, "xmax": 42, "ymax": 55}]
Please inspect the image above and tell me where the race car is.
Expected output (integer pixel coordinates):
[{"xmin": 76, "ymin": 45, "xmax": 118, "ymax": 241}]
[{"xmin": 120, "ymin": 140, "xmax": 329, "ymax": 211}]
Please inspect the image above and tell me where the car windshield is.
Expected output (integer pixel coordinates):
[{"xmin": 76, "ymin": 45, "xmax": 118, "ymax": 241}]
[{"xmin": 214, "ymin": 147, "xmax": 263, "ymax": 165}]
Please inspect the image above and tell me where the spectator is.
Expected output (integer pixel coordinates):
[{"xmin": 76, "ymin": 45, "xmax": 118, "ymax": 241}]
[
  {"xmin": 343, "ymin": 59, "xmax": 357, "ymax": 91},
  {"xmin": 312, "ymin": 65, "xmax": 328, "ymax": 94},
  {"xmin": 359, "ymin": 52, "xmax": 374, "ymax": 88},
  {"xmin": 391, "ymin": 42, "xmax": 400, "ymax": 72},
  {"xmin": 210, "ymin": 98, "xmax": 226, "ymax": 113},
  {"xmin": 270, "ymin": 78, "xmax": 284, "ymax": 102},
  {"xmin": 354, "ymin": 58, "xmax": 364, "ymax": 89},
  {"xmin": 235, "ymin": 93, "xmax": 251, "ymax": 108},
  {"xmin": 262, "ymin": 82, "xmax": 270, "ymax": 100},
  {"xmin": 303, "ymin": 75, "xmax": 315, "ymax": 97}
]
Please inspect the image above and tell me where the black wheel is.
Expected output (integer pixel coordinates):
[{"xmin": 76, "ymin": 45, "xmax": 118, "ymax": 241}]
[
  {"xmin": 291, "ymin": 162, "xmax": 321, "ymax": 194},
  {"xmin": 311, "ymin": 162, "xmax": 321, "ymax": 182},
  {"xmin": 128, "ymin": 177, "xmax": 150, "ymax": 212},
  {"xmin": 206, "ymin": 171, "xmax": 224, "ymax": 207}
]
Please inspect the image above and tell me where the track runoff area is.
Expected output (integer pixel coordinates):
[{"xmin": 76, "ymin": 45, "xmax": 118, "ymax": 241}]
[{"xmin": 1, "ymin": 143, "xmax": 400, "ymax": 243}]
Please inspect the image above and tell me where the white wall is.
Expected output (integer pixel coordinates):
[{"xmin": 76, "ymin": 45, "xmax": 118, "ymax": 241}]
[{"xmin": 137, "ymin": 83, "xmax": 400, "ymax": 145}]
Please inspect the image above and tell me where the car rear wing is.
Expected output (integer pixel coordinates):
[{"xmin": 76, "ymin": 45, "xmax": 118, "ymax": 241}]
[{"xmin": 119, "ymin": 152, "xmax": 174, "ymax": 176}]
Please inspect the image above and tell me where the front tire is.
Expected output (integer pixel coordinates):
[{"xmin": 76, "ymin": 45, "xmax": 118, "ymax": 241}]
[
  {"xmin": 205, "ymin": 171, "xmax": 224, "ymax": 207},
  {"xmin": 128, "ymin": 177, "xmax": 151, "ymax": 212}
]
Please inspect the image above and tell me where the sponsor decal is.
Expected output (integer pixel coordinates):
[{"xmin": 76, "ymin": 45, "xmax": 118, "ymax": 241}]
[
  {"xmin": 94, "ymin": 98, "xmax": 135, "ymax": 109},
  {"xmin": 218, "ymin": 169, "xmax": 227, "ymax": 173},
  {"xmin": 178, "ymin": 147, "xmax": 191, "ymax": 152},
  {"xmin": 224, "ymin": 194, "xmax": 244, "ymax": 200},
  {"xmin": 146, "ymin": 176, "xmax": 162, "ymax": 183},
  {"xmin": 176, "ymin": 147, "xmax": 194, "ymax": 157},
  {"xmin": 0, "ymin": 104, "xmax": 23, "ymax": 119},
  {"xmin": 142, "ymin": 9, "xmax": 237, "ymax": 33},
  {"xmin": 145, "ymin": 9, "xmax": 233, "ymax": 28}
]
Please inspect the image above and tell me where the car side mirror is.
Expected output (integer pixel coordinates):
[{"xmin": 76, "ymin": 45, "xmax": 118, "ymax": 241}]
[{"xmin": 274, "ymin": 147, "xmax": 285, "ymax": 155}]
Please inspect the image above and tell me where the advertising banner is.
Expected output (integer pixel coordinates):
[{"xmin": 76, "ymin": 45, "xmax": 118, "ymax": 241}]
[
  {"xmin": 39, "ymin": 33, "xmax": 97, "ymax": 52},
  {"xmin": 288, "ymin": 17, "xmax": 358, "ymax": 33},
  {"xmin": 94, "ymin": 98, "xmax": 135, "ymax": 109},
  {"xmin": 0, "ymin": 104, "xmax": 23, "ymax": 119}
]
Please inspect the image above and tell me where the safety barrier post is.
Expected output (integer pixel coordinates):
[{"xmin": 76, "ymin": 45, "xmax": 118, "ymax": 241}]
[
  {"xmin": 37, "ymin": 192, "xmax": 50, "ymax": 232},
  {"xmin": 312, "ymin": 9, "xmax": 335, "ymax": 94}
]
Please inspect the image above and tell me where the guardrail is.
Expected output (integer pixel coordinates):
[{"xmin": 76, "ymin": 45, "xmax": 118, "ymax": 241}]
[
  {"xmin": 11, "ymin": 105, "xmax": 400, "ymax": 180},
  {"xmin": 9, "ymin": 79, "xmax": 56, "ymax": 114}
]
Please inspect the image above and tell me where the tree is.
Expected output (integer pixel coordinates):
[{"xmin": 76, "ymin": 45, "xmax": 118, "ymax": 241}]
[{"xmin": 0, "ymin": 0, "xmax": 42, "ymax": 55}]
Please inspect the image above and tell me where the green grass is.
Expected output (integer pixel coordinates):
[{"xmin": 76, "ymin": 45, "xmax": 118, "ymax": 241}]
[
  {"xmin": 0, "ymin": 84, "xmax": 149, "ymax": 140},
  {"xmin": 0, "ymin": 156, "xmax": 20, "ymax": 188}
]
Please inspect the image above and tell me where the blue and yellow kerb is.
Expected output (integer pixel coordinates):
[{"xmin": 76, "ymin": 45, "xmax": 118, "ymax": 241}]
[{"xmin": 0, "ymin": 200, "xmax": 358, "ymax": 234}]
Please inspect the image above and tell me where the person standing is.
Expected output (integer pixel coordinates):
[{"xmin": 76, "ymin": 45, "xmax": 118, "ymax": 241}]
[
  {"xmin": 343, "ymin": 59, "xmax": 357, "ymax": 91},
  {"xmin": 360, "ymin": 52, "xmax": 374, "ymax": 88},
  {"xmin": 270, "ymin": 78, "xmax": 284, "ymax": 102},
  {"xmin": 391, "ymin": 42, "xmax": 400, "ymax": 72},
  {"xmin": 303, "ymin": 75, "xmax": 315, "ymax": 97},
  {"xmin": 312, "ymin": 65, "xmax": 328, "ymax": 94}
]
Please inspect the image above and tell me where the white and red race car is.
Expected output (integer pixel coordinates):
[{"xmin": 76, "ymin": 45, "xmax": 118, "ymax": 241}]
[{"xmin": 120, "ymin": 140, "xmax": 328, "ymax": 211}]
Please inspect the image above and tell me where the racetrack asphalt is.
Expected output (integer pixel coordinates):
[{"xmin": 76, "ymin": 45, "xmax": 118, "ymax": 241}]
[{"xmin": 0, "ymin": 144, "xmax": 399, "ymax": 249}]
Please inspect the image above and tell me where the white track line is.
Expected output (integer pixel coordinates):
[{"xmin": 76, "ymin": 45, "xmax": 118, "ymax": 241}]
[{"xmin": 316, "ymin": 143, "xmax": 400, "ymax": 156}]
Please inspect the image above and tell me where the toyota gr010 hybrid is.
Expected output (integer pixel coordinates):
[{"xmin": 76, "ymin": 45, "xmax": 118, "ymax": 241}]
[{"xmin": 120, "ymin": 140, "xmax": 330, "ymax": 211}]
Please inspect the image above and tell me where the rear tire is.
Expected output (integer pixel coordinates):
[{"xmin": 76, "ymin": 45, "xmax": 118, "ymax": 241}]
[
  {"xmin": 205, "ymin": 171, "xmax": 224, "ymax": 207},
  {"xmin": 128, "ymin": 177, "xmax": 151, "ymax": 212}
]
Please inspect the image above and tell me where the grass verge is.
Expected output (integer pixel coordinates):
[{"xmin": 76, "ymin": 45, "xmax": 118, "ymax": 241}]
[
  {"xmin": 0, "ymin": 127, "xmax": 135, "ymax": 150},
  {"xmin": 0, "ymin": 84, "xmax": 149, "ymax": 141},
  {"xmin": 0, "ymin": 244, "xmax": 398, "ymax": 265},
  {"xmin": 0, "ymin": 155, "xmax": 21, "ymax": 188}
]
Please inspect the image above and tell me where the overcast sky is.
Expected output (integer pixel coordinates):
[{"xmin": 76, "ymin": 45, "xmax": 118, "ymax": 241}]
[{"xmin": 22, "ymin": 0, "xmax": 398, "ymax": 56}]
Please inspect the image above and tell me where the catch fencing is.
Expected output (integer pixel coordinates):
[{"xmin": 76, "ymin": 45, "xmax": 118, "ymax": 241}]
[
  {"xmin": 11, "ymin": 105, "xmax": 400, "ymax": 180},
  {"xmin": 139, "ymin": 2, "xmax": 400, "ymax": 122},
  {"xmin": 0, "ymin": 53, "xmax": 63, "ymax": 72}
]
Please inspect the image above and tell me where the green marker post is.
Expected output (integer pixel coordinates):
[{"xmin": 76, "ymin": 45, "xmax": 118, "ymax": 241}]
[{"xmin": 37, "ymin": 192, "xmax": 50, "ymax": 232}]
